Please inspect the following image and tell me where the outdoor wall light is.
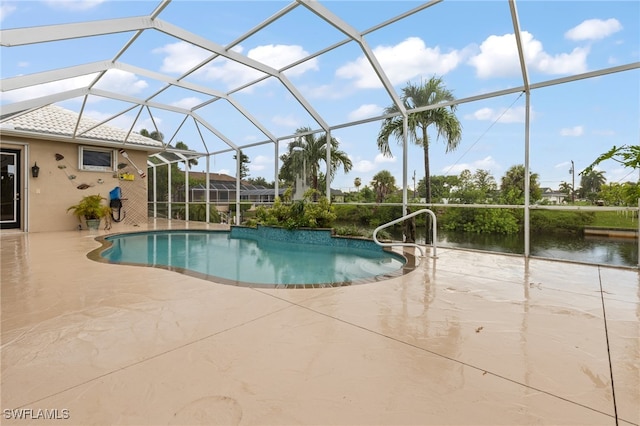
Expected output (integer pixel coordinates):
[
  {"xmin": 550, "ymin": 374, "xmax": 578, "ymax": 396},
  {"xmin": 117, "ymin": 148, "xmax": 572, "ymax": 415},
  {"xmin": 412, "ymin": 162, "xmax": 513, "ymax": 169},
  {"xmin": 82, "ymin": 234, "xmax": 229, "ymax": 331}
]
[{"xmin": 31, "ymin": 162, "xmax": 40, "ymax": 178}]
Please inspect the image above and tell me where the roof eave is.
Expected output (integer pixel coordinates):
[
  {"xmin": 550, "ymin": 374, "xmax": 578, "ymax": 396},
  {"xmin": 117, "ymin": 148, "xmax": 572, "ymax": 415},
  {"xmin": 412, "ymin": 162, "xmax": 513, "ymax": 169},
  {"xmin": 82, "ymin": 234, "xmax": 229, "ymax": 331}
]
[{"xmin": 0, "ymin": 128, "xmax": 165, "ymax": 152}]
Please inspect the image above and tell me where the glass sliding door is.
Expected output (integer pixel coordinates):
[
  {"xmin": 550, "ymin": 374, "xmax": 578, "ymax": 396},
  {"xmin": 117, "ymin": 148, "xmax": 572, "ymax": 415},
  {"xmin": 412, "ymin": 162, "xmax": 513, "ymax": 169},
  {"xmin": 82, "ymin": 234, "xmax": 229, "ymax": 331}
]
[{"xmin": 1, "ymin": 149, "xmax": 21, "ymax": 229}]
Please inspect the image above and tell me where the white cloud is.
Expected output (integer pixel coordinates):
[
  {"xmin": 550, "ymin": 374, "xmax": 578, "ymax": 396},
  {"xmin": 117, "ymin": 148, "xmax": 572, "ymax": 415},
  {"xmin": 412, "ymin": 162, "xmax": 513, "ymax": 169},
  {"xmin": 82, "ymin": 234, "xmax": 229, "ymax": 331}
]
[
  {"xmin": 560, "ymin": 125, "xmax": 584, "ymax": 137},
  {"xmin": 375, "ymin": 153, "xmax": 396, "ymax": 164},
  {"xmin": 336, "ymin": 37, "xmax": 462, "ymax": 89},
  {"xmin": 443, "ymin": 156, "xmax": 498, "ymax": 175},
  {"xmin": 43, "ymin": 0, "xmax": 106, "ymax": 11},
  {"xmin": 253, "ymin": 155, "xmax": 271, "ymax": 165},
  {"xmin": 82, "ymin": 109, "xmax": 113, "ymax": 122},
  {"xmin": 351, "ymin": 153, "xmax": 396, "ymax": 173},
  {"xmin": 154, "ymin": 41, "xmax": 317, "ymax": 90},
  {"xmin": 565, "ymin": 18, "xmax": 623, "ymax": 41},
  {"xmin": 271, "ymin": 114, "xmax": 300, "ymax": 128},
  {"xmin": 349, "ymin": 153, "xmax": 397, "ymax": 174},
  {"xmin": 249, "ymin": 163, "xmax": 267, "ymax": 173},
  {"xmin": 554, "ymin": 161, "xmax": 572, "ymax": 170},
  {"xmin": 352, "ymin": 160, "xmax": 376, "ymax": 173},
  {"xmin": 1, "ymin": 74, "xmax": 97, "ymax": 102},
  {"xmin": 348, "ymin": 104, "xmax": 383, "ymax": 121},
  {"xmin": 468, "ymin": 31, "xmax": 589, "ymax": 78},
  {"xmin": 0, "ymin": 4, "xmax": 17, "ymax": 22},
  {"xmin": 302, "ymin": 83, "xmax": 345, "ymax": 100},
  {"xmin": 154, "ymin": 42, "xmax": 211, "ymax": 74},
  {"xmin": 170, "ymin": 97, "xmax": 203, "ymax": 110},
  {"xmin": 206, "ymin": 44, "xmax": 317, "ymax": 89},
  {"xmin": 464, "ymin": 105, "xmax": 529, "ymax": 123},
  {"xmin": 93, "ymin": 69, "xmax": 148, "ymax": 94},
  {"xmin": 80, "ymin": 109, "xmax": 160, "ymax": 134},
  {"xmin": 136, "ymin": 117, "xmax": 162, "ymax": 133},
  {"xmin": 251, "ymin": 44, "xmax": 318, "ymax": 76}
]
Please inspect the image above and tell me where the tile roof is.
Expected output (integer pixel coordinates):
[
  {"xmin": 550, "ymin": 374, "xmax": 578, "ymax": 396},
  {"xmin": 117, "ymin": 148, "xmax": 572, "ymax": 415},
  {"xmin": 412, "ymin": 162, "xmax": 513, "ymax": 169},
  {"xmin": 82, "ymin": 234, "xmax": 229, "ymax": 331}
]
[{"xmin": 0, "ymin": 105, "xmax": 164, "ymax": 148}]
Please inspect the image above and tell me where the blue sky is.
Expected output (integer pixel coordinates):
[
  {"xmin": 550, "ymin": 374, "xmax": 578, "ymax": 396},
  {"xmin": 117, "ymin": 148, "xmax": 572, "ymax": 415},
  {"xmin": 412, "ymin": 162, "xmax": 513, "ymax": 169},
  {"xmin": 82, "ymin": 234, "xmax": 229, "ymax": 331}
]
[{"xmin": 1, "ymin": 0, "xmax": 639, "ymax": 193}]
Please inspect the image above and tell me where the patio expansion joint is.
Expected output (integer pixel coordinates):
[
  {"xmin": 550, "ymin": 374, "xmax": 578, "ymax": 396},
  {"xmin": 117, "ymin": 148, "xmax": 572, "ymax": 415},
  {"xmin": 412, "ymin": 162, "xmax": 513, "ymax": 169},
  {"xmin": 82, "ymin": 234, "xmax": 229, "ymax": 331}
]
[
  {"xmin": 256, "ymin": 287, "xmax": 623, "ymax": 424},
  {"xmin": 597, "ymin": 265, "xmax": 621, "ymax": 426},
  {"xmin": 10, "ymin": 295, "xmax": 301, "ymax": 410}
]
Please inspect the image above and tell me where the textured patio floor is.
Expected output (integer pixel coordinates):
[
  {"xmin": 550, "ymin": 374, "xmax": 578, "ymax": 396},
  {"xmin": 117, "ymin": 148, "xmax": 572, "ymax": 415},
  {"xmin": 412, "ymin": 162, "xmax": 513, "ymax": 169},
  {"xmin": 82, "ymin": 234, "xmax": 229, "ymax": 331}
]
[{"xmin": 1, "ymin": 220, "xmax": 638, "ymax": 425}]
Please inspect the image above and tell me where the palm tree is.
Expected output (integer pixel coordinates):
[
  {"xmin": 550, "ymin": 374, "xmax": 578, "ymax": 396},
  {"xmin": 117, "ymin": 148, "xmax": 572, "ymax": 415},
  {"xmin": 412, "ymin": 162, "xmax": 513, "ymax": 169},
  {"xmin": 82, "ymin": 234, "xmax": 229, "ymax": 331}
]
[
  {"xmin": 371, "ymin": 170, "xmax": 396, "ymax": 203},
  {"xmin": 376, "ymin": 76, "xmax": 462, "ymax": 205},
  {"xmin": 579, "ymin": 170, "xmax": 606, "ymax": 201},
  {"xmin": 280, "ymin": 127, "xmax": 352, "ymax": 195},
  {"xmin": 558, "ymin": 181, "xmax": 573, "ymax": 203},
  {"xmin": 354, "ymin": 177, "xmax": 361, "ymax": 192}
]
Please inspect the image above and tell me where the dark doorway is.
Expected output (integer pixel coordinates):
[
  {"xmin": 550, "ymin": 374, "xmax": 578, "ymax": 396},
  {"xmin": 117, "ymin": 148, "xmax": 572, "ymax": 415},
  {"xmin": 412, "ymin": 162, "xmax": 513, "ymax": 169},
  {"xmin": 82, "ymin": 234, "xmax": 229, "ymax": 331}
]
[{"xmin": 1, "ymin": 149, "xmax": 21, "ymax": 229}]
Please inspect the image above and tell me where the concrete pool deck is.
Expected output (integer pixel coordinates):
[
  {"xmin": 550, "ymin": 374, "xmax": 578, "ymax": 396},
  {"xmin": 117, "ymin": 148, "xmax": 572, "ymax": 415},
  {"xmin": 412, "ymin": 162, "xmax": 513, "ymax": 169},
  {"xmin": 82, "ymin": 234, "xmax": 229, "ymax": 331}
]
[{"xmin": 1, "ymin": 219, "xmax": 638, "ymax": 425}]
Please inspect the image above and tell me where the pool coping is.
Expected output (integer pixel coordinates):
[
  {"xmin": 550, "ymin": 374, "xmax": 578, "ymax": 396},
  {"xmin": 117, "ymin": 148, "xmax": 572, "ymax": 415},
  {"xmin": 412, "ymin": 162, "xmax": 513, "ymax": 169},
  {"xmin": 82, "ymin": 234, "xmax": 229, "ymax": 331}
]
[{"xmin": 87, "ymin": 229, "xmax": 418, "ymax": 289}]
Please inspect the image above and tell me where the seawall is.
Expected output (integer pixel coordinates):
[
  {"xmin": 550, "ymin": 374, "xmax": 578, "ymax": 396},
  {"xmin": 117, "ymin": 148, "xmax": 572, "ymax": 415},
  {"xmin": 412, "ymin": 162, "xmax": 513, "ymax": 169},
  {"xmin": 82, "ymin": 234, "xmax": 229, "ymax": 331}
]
[{"xmin": 584, "ymin": 227, "xmax": 638, "ymax": 239}]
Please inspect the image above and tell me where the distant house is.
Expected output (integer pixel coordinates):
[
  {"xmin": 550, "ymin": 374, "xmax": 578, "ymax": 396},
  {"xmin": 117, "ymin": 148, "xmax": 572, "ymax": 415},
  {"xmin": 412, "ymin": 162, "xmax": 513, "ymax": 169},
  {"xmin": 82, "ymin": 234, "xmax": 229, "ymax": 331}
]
[
  {"xmin": 540, "ymin": 187, "xmax": 568, "ymax": 205},
  {"xmin": 330, "ymin": 188, "xmax": 345, "ymax": 203},
  {"xmin": 183, "ymin": 172, "xmax": 285, "ymax": 206},
  {"xmin": 179, "ymin": 172, "xmax": 345, "ymax": 205}
]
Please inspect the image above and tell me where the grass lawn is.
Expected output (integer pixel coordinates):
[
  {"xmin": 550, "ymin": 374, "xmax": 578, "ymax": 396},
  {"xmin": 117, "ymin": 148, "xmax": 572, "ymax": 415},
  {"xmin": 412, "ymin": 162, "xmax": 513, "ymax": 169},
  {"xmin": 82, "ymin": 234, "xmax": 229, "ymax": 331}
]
[{"xmin": 591, "ymin": 211, "xmax": 638, "ymax": 229}]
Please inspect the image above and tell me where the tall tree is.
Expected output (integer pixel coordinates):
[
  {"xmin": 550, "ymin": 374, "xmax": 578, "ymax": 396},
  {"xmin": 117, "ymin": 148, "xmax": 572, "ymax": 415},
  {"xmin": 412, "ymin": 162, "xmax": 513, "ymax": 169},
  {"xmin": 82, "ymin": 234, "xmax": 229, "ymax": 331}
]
[
  {"xmin": 233, "ymin": 150, "xmax": 251, "ymax": 179},
  {"xmin": 376, "ymin": 76, "xmax": 462, "ymax": 205},
  {"xmin": 451, "ymin": 169, "xmax": 497, "ymax": 204},
  {"xmin": 139, "ymin": 128, "xmax": 164, "ymax": 143},
  {"xmin": 371, "ymin": 170, "xmax": 397, "ymax": 203},
  {"xmin": 579, "ymin": 170, "xmax": 606, "ymax": 201},
  {"xmin": 420, "ymin": 175, "xmax": 460, "ymax": 203},
  {"xmin": 279, "ymin": 127, "xmax": 352, "ymax": 194},
  {"xmin": 354, "ymin": 177, "xmax": 361, "ymax": 192},
  {"xmin": 500, "ymin": 164, "xmax": 541, "ymax": 204},
  {"xmin": 175, "ymin": 141, "xmax": 198, "ymax": 169},
  {"xmin": 558, "ymin": 181, "xmax": 573, "ymax": 203}
]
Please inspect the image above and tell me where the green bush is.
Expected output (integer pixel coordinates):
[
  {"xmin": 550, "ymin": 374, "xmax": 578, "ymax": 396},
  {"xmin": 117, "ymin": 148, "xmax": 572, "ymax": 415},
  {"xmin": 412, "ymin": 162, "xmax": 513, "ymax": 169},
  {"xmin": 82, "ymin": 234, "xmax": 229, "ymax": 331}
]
[
  {"xmin": 250, "ymin": 189, "xmax": 336, "ymax": 229},
  {"xmin": 333, "ymin": 224, "xmax": 367, "ymax": 237},
  {"xmin": 334, "ymin": 204, "xmax": 375, "ymax": 226},
  {"xmin": 440, "ymin": 207, "xmax": 520, "ymax": 234},
  {"xmin": 530, "ymin": 210, "xmax": 594, "ymax": 233}
]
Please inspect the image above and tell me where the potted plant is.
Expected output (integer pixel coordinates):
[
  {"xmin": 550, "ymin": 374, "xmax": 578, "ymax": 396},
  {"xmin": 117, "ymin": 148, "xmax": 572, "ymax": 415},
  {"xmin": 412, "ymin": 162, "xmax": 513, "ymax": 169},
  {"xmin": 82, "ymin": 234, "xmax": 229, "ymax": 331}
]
[{"xmin": 67, "ymin": 194, "xmax": 111, "ymax": 230}]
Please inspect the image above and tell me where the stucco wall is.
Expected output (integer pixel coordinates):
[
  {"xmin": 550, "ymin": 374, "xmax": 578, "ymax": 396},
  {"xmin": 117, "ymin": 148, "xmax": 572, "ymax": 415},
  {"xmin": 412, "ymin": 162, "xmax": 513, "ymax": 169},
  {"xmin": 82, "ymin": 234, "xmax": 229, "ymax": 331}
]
[{"xmin": 1, "ymin": 137, "xmax": 150, "ymax": 233}]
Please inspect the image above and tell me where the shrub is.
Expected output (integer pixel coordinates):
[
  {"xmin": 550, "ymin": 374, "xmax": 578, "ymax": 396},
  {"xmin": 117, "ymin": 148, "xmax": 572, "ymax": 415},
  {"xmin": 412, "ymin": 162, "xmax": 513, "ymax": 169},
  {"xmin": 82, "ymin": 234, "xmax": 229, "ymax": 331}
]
[
  {"xmin": 250, "ymin": 189, "xmax": 336, "ymax": 229},
  {"xmin": 530, "ymin": 210, "xmax": 594, "ymax": 233}
]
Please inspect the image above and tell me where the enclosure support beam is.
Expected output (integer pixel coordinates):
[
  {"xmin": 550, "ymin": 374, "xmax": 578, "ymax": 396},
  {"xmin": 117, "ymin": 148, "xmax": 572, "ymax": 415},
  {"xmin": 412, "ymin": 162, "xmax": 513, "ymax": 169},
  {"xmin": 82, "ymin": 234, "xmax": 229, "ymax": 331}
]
[
  {"xmin": 274, "ymin": 141, "xmax": 280, "ymax": 203},
  {"xmin": 236, "ymin": 150, "xmax": 241, "ymax": 225},
  {"xmin": 326, "ymin": 130, "xmax": 331, "ymax": 202},
  {"xmin": 205, "ymin": 156, "xmax": 211, "ymax": 224},
  {"xmin": 402, "ymin": 116, "xmax": 408, "ymax": 218}
]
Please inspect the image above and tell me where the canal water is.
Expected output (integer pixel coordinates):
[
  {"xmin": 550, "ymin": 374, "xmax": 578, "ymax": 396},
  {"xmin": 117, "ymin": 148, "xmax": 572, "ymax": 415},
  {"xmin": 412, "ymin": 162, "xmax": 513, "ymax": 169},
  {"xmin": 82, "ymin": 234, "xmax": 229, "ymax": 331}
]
[{"xmin": 414, "ymin": 229, "xmax": 638, "ymax": 268}]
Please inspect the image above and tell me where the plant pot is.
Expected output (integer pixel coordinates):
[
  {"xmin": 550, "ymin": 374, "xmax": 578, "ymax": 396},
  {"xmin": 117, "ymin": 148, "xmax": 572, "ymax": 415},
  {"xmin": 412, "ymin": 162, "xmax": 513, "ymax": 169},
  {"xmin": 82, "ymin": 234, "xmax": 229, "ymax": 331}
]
[{"xmin": 85, "ymin": 219, "xmax": 101, "ymax": 230}]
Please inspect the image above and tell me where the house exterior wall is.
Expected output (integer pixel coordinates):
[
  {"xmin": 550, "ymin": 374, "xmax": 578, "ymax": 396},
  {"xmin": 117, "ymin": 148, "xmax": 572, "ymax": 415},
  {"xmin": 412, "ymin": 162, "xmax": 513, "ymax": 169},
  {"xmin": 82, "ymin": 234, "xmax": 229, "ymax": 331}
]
[{"xmin": 1, "ymin": 136, "xmax": 150, "ymax": 232}]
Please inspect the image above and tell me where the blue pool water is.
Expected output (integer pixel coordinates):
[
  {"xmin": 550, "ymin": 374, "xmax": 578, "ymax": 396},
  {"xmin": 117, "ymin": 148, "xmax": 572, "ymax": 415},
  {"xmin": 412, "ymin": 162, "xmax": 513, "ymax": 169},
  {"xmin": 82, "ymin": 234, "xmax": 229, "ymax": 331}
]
[{"xmin": 100, "ymin": 230, "xmax": 407, "ymax": 287}]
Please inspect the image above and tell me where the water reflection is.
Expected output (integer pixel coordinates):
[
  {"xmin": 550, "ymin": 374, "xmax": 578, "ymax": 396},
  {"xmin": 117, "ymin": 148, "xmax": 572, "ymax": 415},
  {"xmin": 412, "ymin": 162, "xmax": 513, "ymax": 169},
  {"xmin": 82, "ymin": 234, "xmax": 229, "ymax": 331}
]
[{"xmin": 411, "ymin": 229, "xmax": 637, "ymax": 267}]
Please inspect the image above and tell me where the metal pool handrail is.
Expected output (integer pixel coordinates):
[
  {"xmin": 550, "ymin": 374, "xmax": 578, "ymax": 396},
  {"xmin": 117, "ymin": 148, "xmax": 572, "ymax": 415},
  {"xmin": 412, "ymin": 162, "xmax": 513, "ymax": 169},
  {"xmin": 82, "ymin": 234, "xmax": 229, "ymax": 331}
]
[{"xmin": 373, "ymin": 208, "xmax": 437, "ymax": 258}]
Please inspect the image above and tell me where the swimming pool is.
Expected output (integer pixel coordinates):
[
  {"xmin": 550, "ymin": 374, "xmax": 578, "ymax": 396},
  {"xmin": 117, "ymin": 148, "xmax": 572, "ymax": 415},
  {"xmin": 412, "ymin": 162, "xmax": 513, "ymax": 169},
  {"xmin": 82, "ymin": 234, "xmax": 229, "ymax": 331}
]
[{"xmin": 93, "ymin": 229, "xmax": 410, "ymax": 288}]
